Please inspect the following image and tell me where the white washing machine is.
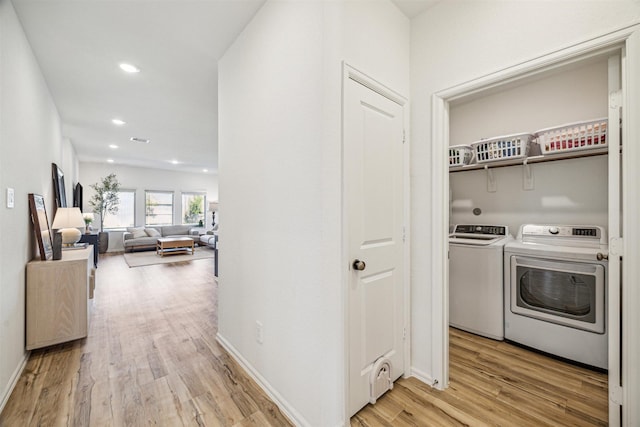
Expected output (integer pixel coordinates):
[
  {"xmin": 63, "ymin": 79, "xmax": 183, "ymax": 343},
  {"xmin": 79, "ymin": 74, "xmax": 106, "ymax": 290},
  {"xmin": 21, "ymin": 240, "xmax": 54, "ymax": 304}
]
[
  {"xmin": 449, "ymin": 225, "xmax": 512, "ymax": 340},
  {"xmin": 504, "ymin": 224, "xmax": 608, "ymax": 369}
]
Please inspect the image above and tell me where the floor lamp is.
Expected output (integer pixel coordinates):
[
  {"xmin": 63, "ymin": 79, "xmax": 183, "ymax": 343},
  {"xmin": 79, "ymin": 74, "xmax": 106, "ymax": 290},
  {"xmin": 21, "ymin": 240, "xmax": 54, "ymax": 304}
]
[{"xmin": 209, "ymin": 201, "xmax": 218, "ymax": 230}]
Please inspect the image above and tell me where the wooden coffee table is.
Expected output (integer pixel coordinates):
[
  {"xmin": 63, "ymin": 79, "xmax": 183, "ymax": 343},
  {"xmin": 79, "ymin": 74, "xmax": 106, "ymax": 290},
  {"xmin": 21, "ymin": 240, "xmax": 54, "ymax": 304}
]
[{"xmin": 156, "ymin": 237, "xmax": 194, "ymax": 257}]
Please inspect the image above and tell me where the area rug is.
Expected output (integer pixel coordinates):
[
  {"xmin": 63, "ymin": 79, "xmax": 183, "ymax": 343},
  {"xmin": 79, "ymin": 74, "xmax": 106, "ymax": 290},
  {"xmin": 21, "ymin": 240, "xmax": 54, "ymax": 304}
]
[{"xmin": 123, "ymin": 246, "xmax": 215, "ymax": 268}]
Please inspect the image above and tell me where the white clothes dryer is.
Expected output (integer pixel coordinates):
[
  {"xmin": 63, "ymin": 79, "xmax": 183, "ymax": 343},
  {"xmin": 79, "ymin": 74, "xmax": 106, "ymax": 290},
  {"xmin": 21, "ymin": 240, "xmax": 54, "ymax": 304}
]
[
  {"xmin": 449, "ymin": 225, "xmax": 512, "ymax": 340},
  {"xmin": 504, "ymin": 224, "xmax": 608, "ymax": 369}
]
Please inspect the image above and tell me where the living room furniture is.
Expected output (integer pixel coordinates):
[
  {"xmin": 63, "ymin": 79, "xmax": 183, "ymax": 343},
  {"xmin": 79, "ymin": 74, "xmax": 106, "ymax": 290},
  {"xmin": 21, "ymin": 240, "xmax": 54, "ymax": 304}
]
[
  {"xmin": 79, "ymin": 233, "xmax": 99, "ymax": 267},
  {"xmin": 156, "ymin": 237, "xmax": 195, "ymax": 256},
  {"xmin": 197, "ymin": 231, "xmax": 218, "ymax": 276},
  {"xmin": 26, "ymin": 246, "xmax": 95, "ymax": 350},
  {"xmin": 198, "ymin": 232, "xmax": 217, "ymax": 248},
  {"xmin": 51, "ymin": 207, "xmax": 85, "ymax": 246},
  {"xmin": 123, "ymin": 225, "xmax": 198, "ymax": 252}
]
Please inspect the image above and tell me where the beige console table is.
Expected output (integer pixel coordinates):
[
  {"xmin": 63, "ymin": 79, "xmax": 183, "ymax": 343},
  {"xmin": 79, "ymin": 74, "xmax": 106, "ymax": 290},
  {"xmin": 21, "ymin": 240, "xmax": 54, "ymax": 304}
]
[{"xmin": 26, "ymin": 246, "xmax": 95, "ymax": 350}]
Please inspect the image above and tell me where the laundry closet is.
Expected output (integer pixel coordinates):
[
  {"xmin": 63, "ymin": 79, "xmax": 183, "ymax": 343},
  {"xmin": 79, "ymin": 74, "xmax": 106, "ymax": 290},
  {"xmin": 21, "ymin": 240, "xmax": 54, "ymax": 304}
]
[
  {"xmin": 449, "ymin": 58, "xmax": 608, "ymax": 232},
  {"xmin": 447, "ymin": 51, "xmax": 619, "ymax": 374}
]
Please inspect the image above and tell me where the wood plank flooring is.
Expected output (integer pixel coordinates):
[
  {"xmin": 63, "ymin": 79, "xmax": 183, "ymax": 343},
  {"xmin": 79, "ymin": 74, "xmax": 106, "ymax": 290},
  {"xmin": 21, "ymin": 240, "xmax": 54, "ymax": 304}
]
[
  {"xmin": 352, "ymin": 328, "xmax": 608, "ymax": 426},
  {"xmin": 1, "ymin": 253, "xmax": 608, "ymax": 426},
  {"xmin": 0, "ymin": 253, "xmax": 292, "ymax": 427}
]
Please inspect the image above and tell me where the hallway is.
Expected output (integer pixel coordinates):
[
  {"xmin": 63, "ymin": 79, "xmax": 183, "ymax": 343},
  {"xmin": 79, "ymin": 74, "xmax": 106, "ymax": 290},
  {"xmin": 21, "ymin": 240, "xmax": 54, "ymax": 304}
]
[
  {"xmin": 0, "ymin": 253, "xmax": 608, "ymax": 426},
  {"xmin": 0, "ymin": 254, "xmax": 291, "ymax": 426}
]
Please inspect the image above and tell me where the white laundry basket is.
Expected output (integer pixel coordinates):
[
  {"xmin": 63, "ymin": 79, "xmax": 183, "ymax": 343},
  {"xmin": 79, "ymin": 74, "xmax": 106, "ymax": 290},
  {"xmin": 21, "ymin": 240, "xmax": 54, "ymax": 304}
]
[
  {"xmin": 448, "ymin": 145, "xmax": 473, "ymax": 167},
  {"xmin": 471, "ymin": 133, "xmax": 532, "ymax": 164},
  {"xmin": 534, "ymin": 118, "xmax": 607, "ymax": 155}
]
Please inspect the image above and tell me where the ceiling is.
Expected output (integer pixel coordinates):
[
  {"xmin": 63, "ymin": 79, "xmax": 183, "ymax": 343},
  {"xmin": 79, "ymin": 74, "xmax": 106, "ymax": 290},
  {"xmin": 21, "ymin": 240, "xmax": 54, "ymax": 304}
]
[
  {"xmin": 13, "ymin": 0, "xmax": 437, "ymax": 175},
  {"xmin": 392, "ymin": 0, "xmax": 439, "ymax": 18}
]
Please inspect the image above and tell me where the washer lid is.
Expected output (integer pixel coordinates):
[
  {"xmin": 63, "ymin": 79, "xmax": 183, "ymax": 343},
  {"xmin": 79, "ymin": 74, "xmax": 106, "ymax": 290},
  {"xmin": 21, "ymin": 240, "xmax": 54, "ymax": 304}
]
[{"xmin": 449, "ymin": 234, "xmax": 507, "ymax": 246}]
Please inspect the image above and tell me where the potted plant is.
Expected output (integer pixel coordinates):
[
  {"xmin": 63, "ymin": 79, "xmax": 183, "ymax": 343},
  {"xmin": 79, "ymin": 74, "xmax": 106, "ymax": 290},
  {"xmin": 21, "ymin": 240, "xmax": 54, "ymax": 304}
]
[
  {"xmin": 88, "ymin": 173, "xmax": 120, "ymax": 253},
  {"xmin": 82, "ymin": 213, "xmax": 94, "ymax": 233}
]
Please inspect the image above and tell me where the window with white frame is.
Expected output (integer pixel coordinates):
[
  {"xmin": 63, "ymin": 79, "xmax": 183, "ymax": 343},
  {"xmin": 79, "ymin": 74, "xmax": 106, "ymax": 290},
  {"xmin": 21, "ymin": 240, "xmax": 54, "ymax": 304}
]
[
  {"xmin": 103, "ymin": 190, "xmax": 135, "ymax": 229},
  {"xmin": 181, "ymin": 192, "xmax": 206, "ymax": 225},
  {"xmin": 145, "ymin": 191, "xmax": 174, "ymax": 225}
]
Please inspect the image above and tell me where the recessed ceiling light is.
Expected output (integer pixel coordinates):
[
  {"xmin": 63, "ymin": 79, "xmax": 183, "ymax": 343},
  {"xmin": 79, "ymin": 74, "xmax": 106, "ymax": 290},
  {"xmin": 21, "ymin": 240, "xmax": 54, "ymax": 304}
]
[
  {"xmin": 109, "ymin": 144, "xmax": 118, "ymax": 149},
  {"xmin": 171, "ymin": 160, "xmax": 179, "ymax": 165},
  {"xmin": 119, "ymin": 63, "xmax": 140, "ymax": 73},
  {"xmin": 203, "ymin": 169, "xmax": 208, "ymax": 173},
  {"xmin": 112, "ymin": 118, "xmax": 126, "ymax": 126},
  {"xmin": 107, "ymin": 159, "xmax": 114, "ymax": 163},
  {"xmin": 130, "ymin": 137, "xmax": 150, "ymax": 144}
]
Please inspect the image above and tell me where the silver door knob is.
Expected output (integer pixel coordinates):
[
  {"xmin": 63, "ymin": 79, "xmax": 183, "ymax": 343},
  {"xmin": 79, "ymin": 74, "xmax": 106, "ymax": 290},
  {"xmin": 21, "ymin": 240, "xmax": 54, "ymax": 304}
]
[
  {"xmin": 596, "ymin": 253, "xmax": 608, "ymax": 261},
  {"xmin": 352, "ymin": 259, "xmax": 366, "ymax": 271}
]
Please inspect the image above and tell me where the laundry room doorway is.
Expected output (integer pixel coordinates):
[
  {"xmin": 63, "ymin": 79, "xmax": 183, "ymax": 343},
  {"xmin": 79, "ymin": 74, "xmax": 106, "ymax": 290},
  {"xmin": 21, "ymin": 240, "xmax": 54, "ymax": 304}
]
[{"xmin": 432, "ymin": 26, "xmax": 640, "ymax": 426}]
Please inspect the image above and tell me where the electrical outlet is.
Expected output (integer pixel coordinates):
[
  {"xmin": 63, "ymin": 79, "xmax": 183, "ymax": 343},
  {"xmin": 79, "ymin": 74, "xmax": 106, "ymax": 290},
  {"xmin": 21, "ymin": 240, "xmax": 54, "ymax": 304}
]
[{"xmin": 255, "ymin": 321, "xmax": 264, "ymax": 344}]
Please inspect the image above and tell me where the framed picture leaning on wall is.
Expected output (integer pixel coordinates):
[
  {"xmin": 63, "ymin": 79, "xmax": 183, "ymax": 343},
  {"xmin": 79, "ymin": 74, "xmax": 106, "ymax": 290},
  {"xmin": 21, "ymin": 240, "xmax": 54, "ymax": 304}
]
[
  {"xmin": 52, "ymin": 162, "xmax": 67, "ymax": 209},
  {"xmin": 28, "ymin": 193, "xmax": 53, "ymax": 260}
]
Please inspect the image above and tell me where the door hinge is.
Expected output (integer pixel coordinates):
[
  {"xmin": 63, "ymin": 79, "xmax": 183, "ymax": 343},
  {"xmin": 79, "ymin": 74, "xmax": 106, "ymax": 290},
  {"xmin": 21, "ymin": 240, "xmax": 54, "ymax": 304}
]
[
  {"xmin": 403, "ymin": 328, "xmax": 406, "ymax": 340},
  {"xmin": 402, "ymin": 129, "xmax": 405, "ymax": 144},
  {"xmin": 610, "ymin": 237, "xmax": 624, "ymax": 256},
  {"xmin": 402, "ymin": 226, "xmax": 406, "ymax": 243},
  {"xmin": 610, "ymin": 384, "xmax": 623, "ymax": 406},
  {"xmin": 609, "ymin": 90, "xmax": 622, "ymax": 109}
]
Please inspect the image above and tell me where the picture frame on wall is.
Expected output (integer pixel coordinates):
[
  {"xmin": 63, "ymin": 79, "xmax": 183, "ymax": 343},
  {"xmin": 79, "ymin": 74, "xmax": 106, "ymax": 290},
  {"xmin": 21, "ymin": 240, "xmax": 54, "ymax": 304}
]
[
  {"xmin": 52, "ymin": 163, "xmax": 67, "ymax": 209},
  {"xmin": 28, "ymin": 193, "xmax": 53, "ymax": 261},
  {"xmin": 73, "ymin": 182, "xmax": 83, "ymax": 211}
]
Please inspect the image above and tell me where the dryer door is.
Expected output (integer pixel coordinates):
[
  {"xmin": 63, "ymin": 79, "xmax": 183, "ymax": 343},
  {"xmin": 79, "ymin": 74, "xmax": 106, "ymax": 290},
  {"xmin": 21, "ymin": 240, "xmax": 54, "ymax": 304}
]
[{"xmin": 510, "ymin": 256, "xmax": 605, "ymax": 334}]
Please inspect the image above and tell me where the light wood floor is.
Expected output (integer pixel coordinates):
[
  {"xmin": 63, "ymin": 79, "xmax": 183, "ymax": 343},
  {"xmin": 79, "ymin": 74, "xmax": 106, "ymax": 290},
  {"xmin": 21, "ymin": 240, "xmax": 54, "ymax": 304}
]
[
  {"xmin": 352, "ymin": 328, "xmax": 608, "ymax": 426},
  {"xmin": 1, "ymin": 254, "xmax": 608, "ymax": 426},
  {"xmin": 0, "ymin": 253, "xmax": 292, "ymax": 426}
]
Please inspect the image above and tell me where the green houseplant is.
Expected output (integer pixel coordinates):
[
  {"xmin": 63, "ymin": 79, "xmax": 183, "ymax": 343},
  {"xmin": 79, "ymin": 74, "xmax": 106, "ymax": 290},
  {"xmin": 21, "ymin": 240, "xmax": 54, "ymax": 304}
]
[{"xmin": 88, "ymin": 173, "xmax": 120, "ymax": 253}]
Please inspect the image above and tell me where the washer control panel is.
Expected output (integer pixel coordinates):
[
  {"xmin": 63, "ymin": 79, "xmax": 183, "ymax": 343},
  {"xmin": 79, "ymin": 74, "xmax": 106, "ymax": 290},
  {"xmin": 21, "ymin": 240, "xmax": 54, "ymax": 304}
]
[{"xmin": 454, "ymin": 225, "xmax": 507, "ymax": 236}]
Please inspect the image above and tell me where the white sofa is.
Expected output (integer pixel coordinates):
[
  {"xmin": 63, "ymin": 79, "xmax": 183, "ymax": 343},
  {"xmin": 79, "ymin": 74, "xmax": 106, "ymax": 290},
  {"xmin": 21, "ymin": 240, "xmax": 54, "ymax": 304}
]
[{"xmin": 198, "ymin": 231, "xmax": 217, "ymax": 249}]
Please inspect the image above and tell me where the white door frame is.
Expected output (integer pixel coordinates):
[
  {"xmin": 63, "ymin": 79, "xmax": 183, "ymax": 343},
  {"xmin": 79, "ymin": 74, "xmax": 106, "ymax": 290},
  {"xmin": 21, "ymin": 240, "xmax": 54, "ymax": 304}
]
[
  {"xmin": 342, "ymin": 62, "xmax": 410, "ymax": 422},
  {"xmin": 430, "ymin": 25, "xmax": 640, "ymax": 426}
]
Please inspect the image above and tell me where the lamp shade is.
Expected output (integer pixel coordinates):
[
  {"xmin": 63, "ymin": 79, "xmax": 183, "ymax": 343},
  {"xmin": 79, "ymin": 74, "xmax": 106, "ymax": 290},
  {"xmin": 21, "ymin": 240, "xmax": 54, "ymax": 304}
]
[
  {"xmin": 208, "ymin": 201, "xmax": 219, "ymax": 211},
  {"xmin": 52, "ymin": 207, "xmax": 85, "ymax": 229},
  {"xmin": 52, "ymin": 207, "xmax": 85, "ymax": 246}
]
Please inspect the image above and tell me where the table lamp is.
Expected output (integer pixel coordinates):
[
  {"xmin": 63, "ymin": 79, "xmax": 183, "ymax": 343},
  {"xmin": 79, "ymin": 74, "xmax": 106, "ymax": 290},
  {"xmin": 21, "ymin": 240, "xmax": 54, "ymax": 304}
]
[{"xmin": 52, "ymin": 207, "xmax": 85, "ymax": 246}]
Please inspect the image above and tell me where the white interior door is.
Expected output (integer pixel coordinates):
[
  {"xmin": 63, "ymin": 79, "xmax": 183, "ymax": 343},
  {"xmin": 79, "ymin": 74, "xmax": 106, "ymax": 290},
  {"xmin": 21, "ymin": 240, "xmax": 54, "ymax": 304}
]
[{"xmin": 344, "ymin": 72, "xmax": 405, "ymax": 417}]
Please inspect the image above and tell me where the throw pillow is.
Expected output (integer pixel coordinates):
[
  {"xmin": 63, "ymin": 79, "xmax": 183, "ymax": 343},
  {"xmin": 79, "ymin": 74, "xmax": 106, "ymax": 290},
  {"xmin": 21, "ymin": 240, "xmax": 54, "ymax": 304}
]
[
  {"xmin": 127, "ymin": 227, "xmax": 147, "ymax": 239},
  {"xmin": 145, "ymin": 228, "xmax": 161, "ymax": 237}
]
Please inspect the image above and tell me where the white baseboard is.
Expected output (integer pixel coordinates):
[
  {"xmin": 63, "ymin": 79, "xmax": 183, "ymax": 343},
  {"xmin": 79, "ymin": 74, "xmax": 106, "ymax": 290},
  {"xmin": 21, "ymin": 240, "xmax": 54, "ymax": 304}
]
[
  {"xmin": 0, "ymin": 352, "xmax": 29, "ymax": 414},
  {"xmin": 410, "ymin": 366, "xmax": 439, "ymax": 389},
  {"xmin": 216, "ymin": 333, "xmax": 310, "ymax": 427}
]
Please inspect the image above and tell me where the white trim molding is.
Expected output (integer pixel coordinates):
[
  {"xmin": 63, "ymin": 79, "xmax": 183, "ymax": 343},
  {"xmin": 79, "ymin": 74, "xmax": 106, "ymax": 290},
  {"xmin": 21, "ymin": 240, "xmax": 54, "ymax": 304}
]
[
  {"xmin": 215, "ymin": 333, "xmax": 308, "ymax": 427},
  {"xmin": 0, "ymin": 353, "xmax": 29, "ymax": 414},
  {"xmin": 429, "ymin": 93, "xmax": 449, "ymax": 391},
  {"xmin": 410, "ymin": 367, "xmax": 436, "ymax": 389},
  {"xmin": 620, "ymin": 26, "xmax": 640, "ymax": 427},
  {"xmin": 430, "ymin": 24, "xmax": 640, "ymax": 426}
]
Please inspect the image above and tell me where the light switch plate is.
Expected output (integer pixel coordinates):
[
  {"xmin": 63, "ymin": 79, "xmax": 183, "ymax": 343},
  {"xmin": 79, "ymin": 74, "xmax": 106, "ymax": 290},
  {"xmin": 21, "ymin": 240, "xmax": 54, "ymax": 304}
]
[{"xmin": 6, "ymin": 188, "xmax": 14, "ymax": 208}]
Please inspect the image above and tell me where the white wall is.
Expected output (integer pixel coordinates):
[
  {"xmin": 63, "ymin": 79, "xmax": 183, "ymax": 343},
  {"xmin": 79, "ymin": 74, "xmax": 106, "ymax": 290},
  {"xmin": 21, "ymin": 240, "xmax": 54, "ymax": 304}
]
[
  {"xmin": 410, "ymin": 0, "xmax": 640, "ymax": 385},
  {"xmin": 0, "ymin": 0, "xmax": 79, "ymax": 410},
  {"xmin": 218, "ymin": 0, "xmax": 408, "ymax": 425},
  {"xmin": 79, "ymin": 162, "xmax": 218, "ymax": 251},
  {"xmin": 450, "ymin": 58, "xmax": 609, "ymax": 234}
]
